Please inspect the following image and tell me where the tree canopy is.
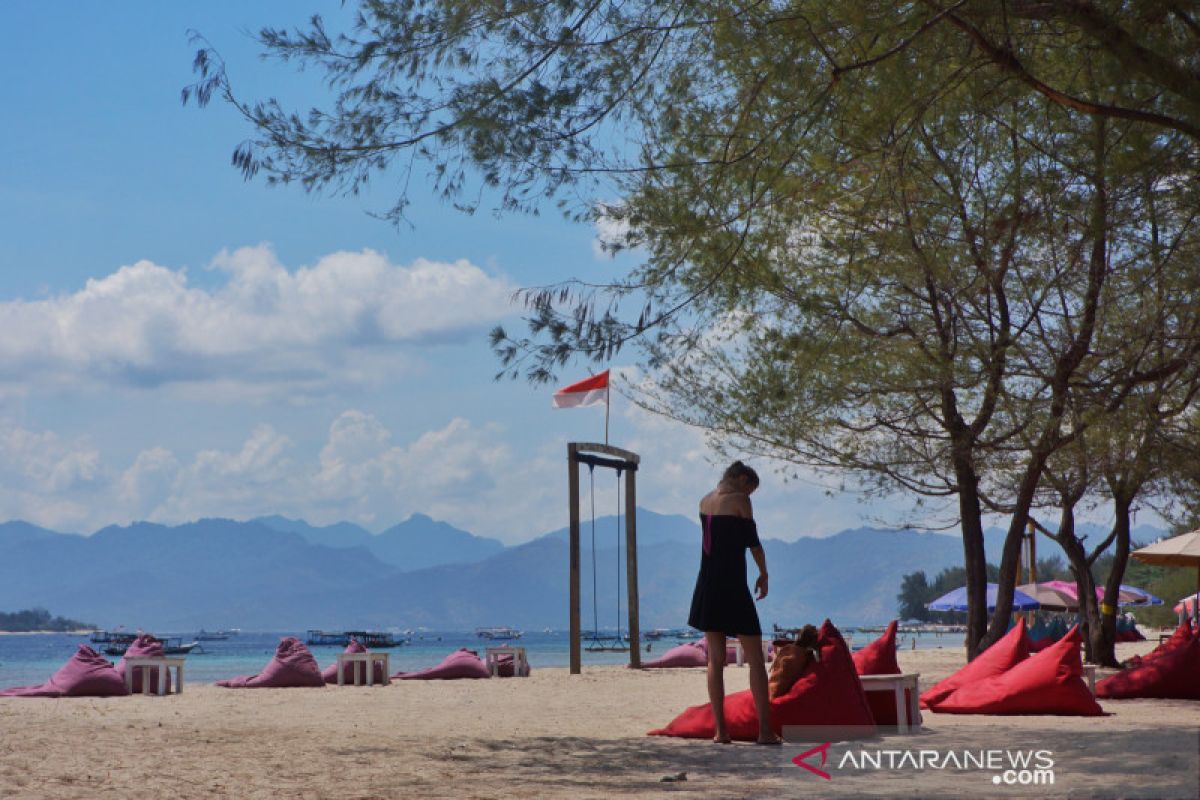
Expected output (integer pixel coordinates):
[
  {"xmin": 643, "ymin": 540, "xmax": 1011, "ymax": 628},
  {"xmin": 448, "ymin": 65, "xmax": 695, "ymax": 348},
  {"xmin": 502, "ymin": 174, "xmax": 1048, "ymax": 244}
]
[{"xmin": 186, "ymin": 0, "xmax": 1200, "ymax": 654}]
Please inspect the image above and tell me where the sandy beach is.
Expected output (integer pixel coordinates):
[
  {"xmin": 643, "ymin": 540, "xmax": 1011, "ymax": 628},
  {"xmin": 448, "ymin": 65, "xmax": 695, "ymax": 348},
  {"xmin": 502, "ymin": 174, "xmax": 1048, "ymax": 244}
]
[{"xmin": 1, "ymin": 638, "xmax": 1197, "ymax": 800}]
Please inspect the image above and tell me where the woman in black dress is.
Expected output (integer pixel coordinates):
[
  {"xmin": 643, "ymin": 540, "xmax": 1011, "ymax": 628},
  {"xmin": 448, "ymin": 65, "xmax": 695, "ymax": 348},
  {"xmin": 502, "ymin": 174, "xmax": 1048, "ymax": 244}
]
[{"xmin": 688, "ymin": 461, "xmax": 777, "ymax": 745}]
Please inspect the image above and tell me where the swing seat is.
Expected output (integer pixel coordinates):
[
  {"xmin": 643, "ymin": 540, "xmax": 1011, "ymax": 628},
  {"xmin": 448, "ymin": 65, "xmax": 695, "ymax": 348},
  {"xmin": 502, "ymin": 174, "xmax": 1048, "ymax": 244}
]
[{"xmin": 585, "ymin": 636, "xmax": 630, "ymax": 652}]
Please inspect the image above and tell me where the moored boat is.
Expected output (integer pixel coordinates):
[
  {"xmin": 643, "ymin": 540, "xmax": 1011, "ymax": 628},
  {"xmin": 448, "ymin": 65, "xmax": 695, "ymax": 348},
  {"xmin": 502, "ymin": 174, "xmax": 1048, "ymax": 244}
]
[
  {"xmin": 305, "ymin": 630, "xmax": 407, "ymax": 648},
  {"xmin": 101, "ymin": 636, "xmax": 200, "ymax": 656},
  {"xmin": 475, "ymin": 626, "xmax": 522, "ymax": 640}
]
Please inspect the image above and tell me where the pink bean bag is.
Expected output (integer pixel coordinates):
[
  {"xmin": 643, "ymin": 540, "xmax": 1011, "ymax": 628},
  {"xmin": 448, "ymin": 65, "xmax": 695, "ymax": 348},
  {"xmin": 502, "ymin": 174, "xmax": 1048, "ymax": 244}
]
[
  {"xmin": 930, "ymin": 625, "xmax": 1104, "ymax": 716},
  {"xmin": 217, "ymin": 637, "xmax": 325, "ymax": 688},
  {"xmin": 648, "ymin": 620, "xmax": 875, "ymax": 741},
  {"xmin": 1097, "ymin": 637, "xmax": 1200, "ymax": 700},
  {"xmin": 642, "ymin": 640, "xmax": 708, "ymax": 668},
  {"xmin": 852, "ymin": 620, "xmax": 919, "ymax": 728},
  {"xmin": 920, "ymin": 618, "xmax": 1030, "ymax": 709},
  {"xmin": 0, "ymin": 645, "xmax": 130, "ymax": 698},
  {"xmin": 321, "ymin": 640, "xmax": 385, "ymax": 684},
  {"xmin": 115, "ymin": 635, "xmax": 173, "ymax": 693},
  {"xmin": 394, "ymin": 648, "xmax": 491, "ymax": 680}
]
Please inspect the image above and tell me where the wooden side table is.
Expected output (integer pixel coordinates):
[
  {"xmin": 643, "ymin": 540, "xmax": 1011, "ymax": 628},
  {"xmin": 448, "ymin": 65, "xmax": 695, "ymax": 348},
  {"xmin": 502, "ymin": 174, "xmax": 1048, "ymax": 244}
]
[
  {"xmin": 124, "ymin": 656, "xmax": 185, "ymax": 696},
  {"xmin": 859, "ymin": 673, "xmax": 922, "ymax": 733},
  {"xmin": 485, "ymin": 646, "xmax": 529, "ymax": 677},
  {"xmin": 336, "ymin": 652, "xmax": 390, "ymax": 686}
]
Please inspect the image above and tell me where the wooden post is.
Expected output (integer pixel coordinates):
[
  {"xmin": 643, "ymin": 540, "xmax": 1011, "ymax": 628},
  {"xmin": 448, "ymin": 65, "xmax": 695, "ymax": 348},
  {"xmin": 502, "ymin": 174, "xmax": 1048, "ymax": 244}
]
[
  {"xmin": 624, "ymin": 466, "xmax": 641, "ymax": 668},
  {"xmin": 568, "ymin": 444, "xmax": 581, "ymax": 675}
]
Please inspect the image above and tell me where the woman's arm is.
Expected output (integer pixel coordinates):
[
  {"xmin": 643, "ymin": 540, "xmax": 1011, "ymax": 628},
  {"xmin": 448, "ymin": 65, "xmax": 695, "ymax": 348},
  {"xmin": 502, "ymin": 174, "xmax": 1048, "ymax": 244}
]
[{"xmin": 750, "ymin": 545, "xmax": 768, "ymax": 600}]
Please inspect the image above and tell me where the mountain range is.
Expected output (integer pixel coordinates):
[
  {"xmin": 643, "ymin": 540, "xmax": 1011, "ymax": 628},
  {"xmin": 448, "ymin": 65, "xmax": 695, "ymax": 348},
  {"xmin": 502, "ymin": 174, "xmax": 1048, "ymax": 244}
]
[{"xmin": 0, "ymin": 512, "xmax": 1166, "ymax": 631}]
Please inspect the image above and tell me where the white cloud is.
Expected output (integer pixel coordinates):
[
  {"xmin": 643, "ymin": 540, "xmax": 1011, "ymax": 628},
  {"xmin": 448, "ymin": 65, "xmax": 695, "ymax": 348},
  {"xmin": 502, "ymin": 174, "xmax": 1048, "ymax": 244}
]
[
  {"xmin": 0, "ymin": 406, "xmax": 995, "ymax": 542},
  {"xmin": 592, "ymin": 207, "xmax": 635, "ymax": 259},
  {"xmin": 0, "ymin": 245, "xmax": 515, "ymax": 394}
]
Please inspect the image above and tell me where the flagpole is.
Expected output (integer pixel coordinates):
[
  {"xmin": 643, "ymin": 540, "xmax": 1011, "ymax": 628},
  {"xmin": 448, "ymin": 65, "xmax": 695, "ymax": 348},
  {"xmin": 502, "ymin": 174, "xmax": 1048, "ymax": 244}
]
[{"xmin": 604, "ymin": 381, "xmax": 610, "ymax": 445}]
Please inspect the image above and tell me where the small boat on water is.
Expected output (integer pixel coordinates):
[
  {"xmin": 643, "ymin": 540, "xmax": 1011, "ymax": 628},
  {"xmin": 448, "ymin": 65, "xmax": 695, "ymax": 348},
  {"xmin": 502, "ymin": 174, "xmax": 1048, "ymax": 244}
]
[
  {"xmin": 102, "ymin": 636, "xmax": 201, "ymax": 656},
  {"xmin": 90, "ymin": 630, "xmax": 138, "ymax": 646},
  {"xmin": 195, "ymin": 629, "xmax": 239, "ymax": 640},
  {"xmin": 476, "ymin": 626, "xmax": 522, "ymax": 640},
  {"xmin": 305, "ymin": 630, "xmax": 407, "ymax": 648},
  {"xmin": 645, "ymin": 627, "xmax": 694, "ymax": 640}
]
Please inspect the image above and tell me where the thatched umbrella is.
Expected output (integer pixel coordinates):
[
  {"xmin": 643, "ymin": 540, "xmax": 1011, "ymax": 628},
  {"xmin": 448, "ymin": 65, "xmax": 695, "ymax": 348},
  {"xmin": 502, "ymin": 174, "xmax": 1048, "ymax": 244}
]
[{"xmin": 1131, "ymin": 529, "xmax": 1200, "ymax": 624}]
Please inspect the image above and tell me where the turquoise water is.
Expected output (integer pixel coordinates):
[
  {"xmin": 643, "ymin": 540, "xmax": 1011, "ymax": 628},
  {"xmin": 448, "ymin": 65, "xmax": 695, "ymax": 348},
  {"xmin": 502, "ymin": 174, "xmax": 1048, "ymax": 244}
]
[{"xmin": 0, "ymin": 629, "xmax": 960, "ymax": 687}]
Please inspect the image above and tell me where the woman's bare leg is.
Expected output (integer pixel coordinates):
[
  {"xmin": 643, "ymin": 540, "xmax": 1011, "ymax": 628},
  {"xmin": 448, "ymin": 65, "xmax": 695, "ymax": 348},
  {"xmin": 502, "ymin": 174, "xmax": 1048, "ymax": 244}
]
[
  {"xmin": 704, "ymin": 631, "xmax": 730, "ymax": 743},
  {"xmin": 738, "ymin": 634, "xmax": 780, "ymax": 744}
]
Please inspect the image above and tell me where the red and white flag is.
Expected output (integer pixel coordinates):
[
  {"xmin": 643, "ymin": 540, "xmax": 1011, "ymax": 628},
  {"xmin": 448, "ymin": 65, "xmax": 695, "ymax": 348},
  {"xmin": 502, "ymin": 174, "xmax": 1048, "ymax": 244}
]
[{"xmin": 552, "ymin": 369, "xmax": 610, "ymax": 409}]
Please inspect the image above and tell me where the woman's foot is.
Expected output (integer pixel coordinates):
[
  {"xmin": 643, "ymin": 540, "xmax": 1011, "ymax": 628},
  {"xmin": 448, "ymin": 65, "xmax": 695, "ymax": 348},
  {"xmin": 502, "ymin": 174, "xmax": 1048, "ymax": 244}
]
[
  {"xmin": 755, "ymin": 734, "xmax": 782, "ymax": 746},
  {"xmin": 713, "ymin": 732, "xmax": 733, "ymax": 744}
]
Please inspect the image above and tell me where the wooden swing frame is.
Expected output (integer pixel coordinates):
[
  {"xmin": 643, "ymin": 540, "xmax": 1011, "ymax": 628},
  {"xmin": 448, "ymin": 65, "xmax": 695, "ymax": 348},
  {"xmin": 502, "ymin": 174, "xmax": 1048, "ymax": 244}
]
[{"xmin": 567, "ymin": 442, "xmax": 641, "ymax": 673}]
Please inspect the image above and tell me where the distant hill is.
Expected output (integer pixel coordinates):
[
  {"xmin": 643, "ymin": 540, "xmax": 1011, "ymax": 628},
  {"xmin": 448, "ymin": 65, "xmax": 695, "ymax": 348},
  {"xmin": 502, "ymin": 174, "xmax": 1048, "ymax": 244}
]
[
  {"xmin": 254, "ymin": 513, "xmax": 504, "ymax": 570},
  {"xmin": 538, "ymin": 507, "xmax": 700, "ymax": 547},
  {"xmin": 0, "ymin": 513, "xmax": 1164, "ymax": 630}
]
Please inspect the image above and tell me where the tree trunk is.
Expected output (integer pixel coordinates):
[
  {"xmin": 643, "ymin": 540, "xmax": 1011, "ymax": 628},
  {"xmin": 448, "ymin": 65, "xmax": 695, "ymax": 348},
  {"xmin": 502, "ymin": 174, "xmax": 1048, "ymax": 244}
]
[
  {"xmin": 980, "ymin": 459, "xmax": 1043, "ymax": 651},
  {"xmin": 950, "ymin": 438, "xmax": 989, "ymax": 659},
  {"xmin": 1054, "ymin": 505, "xmax": 1103, "ymax": 664},
  {"xmin": 1096, "ymin": 493, "xmax": 1134, "ymax": 667}
]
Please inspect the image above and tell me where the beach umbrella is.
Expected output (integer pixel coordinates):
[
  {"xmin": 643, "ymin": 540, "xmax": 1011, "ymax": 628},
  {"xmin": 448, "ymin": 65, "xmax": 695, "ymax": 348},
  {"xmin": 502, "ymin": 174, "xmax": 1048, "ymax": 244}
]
[
  {"xmin": 927, "ymin": 583, "xmax": 1040, "ymax": 613},
  {"xmin": 1016, "ymin": 582, "xmax": 1079, "ymax": 612},
  {"xmin": 1039, "ymin": 579, "xmax": 1157, "ymax": 608},
  {"xmin": 1116, "ymin": 585, "xmax": 1162, "ymax": 606},
  {"xmin": 1131, "ymin": 529, "xmax": 1200, "ymax": 624}
]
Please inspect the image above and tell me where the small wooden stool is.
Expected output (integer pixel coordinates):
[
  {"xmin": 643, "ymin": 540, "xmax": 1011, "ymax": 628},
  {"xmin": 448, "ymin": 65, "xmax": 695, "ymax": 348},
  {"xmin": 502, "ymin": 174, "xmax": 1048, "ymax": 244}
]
[
  {"xmin": 336, "ymin": 652, "xmax": 390, "ymax": 686},
  {"xmin": 485, "ymin": 646, "xmax": 530, "ymax": 677},
  {"xmin": 124, "ymin": 656, "xmax": 185, "ymax": 696},
  {"xmin": 859, "ymin": 673, "xmax": 922, "ymax": 733}
]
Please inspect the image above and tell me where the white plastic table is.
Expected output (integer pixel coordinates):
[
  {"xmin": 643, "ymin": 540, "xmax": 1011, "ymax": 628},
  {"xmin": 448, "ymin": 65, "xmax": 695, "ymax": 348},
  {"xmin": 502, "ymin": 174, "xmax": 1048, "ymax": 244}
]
[
  {"xmin": 124, "ymin": 656, "xmax": 185, "ymax": 696},
  {"xmin": 336, "ymin": 652, "xmax": 390, "ymax": 686},
  {"xmin": 858, "ymin": 673, "xmax": 921, "ymax": 733},
  {"xmin": 485, "ymin": 646, "xmax": 530, "ymax": 677}
]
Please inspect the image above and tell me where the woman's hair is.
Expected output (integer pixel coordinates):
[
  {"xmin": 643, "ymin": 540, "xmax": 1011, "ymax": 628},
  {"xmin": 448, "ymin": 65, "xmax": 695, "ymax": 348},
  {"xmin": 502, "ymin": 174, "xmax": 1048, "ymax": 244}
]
[{"xmin": 721, "ymin": 460, "xmax": 759, "ymax": 488}]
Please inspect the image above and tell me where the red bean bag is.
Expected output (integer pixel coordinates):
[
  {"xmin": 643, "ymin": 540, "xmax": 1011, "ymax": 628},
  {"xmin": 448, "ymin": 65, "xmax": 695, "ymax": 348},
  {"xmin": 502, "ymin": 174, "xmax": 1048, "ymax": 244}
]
[
  {"xmin": 217, "ymin": 637, "xmax": 325, "ymax": 688},
  {"xmin": 1097, "ymin": 637, "xmax": 1200, "ymax": 700},
  {"xmin": 852, "ymin": 620, "xmax": 919, "ymax": 728},
  {"xmin": 116, "ymin": 635, "xmax": 173, "ymax": 693},
  {"xmin": 930, "ymin": 625, "xmax": 1103, "ymax": 716},
  {"xmin": 647, "ymin": 620, "xmax": 875, "ymax": 741},
  {"xmin": 394, "ymin": 648, "xmax": 491, "ymax": 680},
  {"xmin": 920, "ymin": 618, "xmax": 1030, "ymax": 709},
  {"xmin": 852, "ymin": 621, "xmax": 900, "ymax": 676},
  {"xmin": 321, "ymin": 639, "xmax": 386, "ymax": 684},
  {"xmin": 0, "ymin": 645, "xmax": 130, "ymax": 698},
  {"xmin": 641, "ymin": 640, "xmax": 707, "ymax": 668},
  {"xmin": 1126, "ymin": 622, "xmax": 1193, "ymax": 667}
]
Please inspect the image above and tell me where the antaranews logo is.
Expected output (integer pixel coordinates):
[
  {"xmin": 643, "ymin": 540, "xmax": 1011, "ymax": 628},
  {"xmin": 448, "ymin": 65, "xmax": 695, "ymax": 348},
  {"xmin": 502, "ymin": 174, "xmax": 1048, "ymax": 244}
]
[
  {"xmin": 790, "ymin": 742, "xmax": 1055, "ymax": 786},
  {"xmin": 791, "ymin": 742, "xmax": 832, "ymax": 780}
]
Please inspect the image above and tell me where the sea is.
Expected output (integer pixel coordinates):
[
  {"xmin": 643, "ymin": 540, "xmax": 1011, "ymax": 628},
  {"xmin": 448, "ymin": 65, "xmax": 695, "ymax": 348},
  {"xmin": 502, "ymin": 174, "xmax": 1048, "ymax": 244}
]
[{"xmin": 0, "ymin": 628, "xmax": 961, "ymax": 687}]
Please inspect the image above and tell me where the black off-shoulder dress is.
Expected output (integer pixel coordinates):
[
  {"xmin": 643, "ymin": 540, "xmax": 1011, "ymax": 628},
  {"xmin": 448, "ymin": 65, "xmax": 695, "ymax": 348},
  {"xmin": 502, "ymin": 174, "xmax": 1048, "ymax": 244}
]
[{"xmin": 687, "ymin": 514, "xmax": 763, "ymax": 636}]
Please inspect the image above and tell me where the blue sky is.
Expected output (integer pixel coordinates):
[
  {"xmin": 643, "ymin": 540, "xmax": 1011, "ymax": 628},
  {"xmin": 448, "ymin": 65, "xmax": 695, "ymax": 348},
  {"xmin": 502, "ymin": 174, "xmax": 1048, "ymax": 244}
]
[{"xmin": 2, "ymin": 2, "xmax": 1129, "ymax": 544}]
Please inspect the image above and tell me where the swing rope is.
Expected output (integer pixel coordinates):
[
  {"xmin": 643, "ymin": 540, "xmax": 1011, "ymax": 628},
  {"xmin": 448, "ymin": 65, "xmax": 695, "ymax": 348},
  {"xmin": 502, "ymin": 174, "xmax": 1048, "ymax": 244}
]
[
  {"xmin": 589, "ymin": 464, "xmax": 599, "ymax": 642},
  {"xmin": 584, "ymin": 462, "xmax": 629, "ymax": 651},
  {"xmin": 615, "ymin": 468, "xmax": 622, "ymax": 643}
]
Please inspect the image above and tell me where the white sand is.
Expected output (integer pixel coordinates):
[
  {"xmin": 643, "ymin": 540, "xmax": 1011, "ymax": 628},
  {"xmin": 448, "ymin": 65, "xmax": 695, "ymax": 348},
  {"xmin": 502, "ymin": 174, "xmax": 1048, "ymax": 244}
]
[{"xmin": 0, "ymin": 639, "xmax": 1196, "ymax": 799}]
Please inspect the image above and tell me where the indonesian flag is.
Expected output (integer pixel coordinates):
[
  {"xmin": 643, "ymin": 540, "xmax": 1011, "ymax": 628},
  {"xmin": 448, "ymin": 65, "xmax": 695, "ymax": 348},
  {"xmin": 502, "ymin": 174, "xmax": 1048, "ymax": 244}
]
[{"xmin": 552, "ymin": 369, "xmax": 610, "ymax": 409}]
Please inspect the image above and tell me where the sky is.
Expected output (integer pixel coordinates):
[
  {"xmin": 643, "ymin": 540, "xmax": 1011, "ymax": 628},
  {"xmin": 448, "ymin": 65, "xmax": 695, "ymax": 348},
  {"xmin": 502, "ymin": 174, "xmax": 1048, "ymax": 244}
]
[{"xmin": 0, "ymin": 2, "xmax": 1140, "ymax": 544}]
